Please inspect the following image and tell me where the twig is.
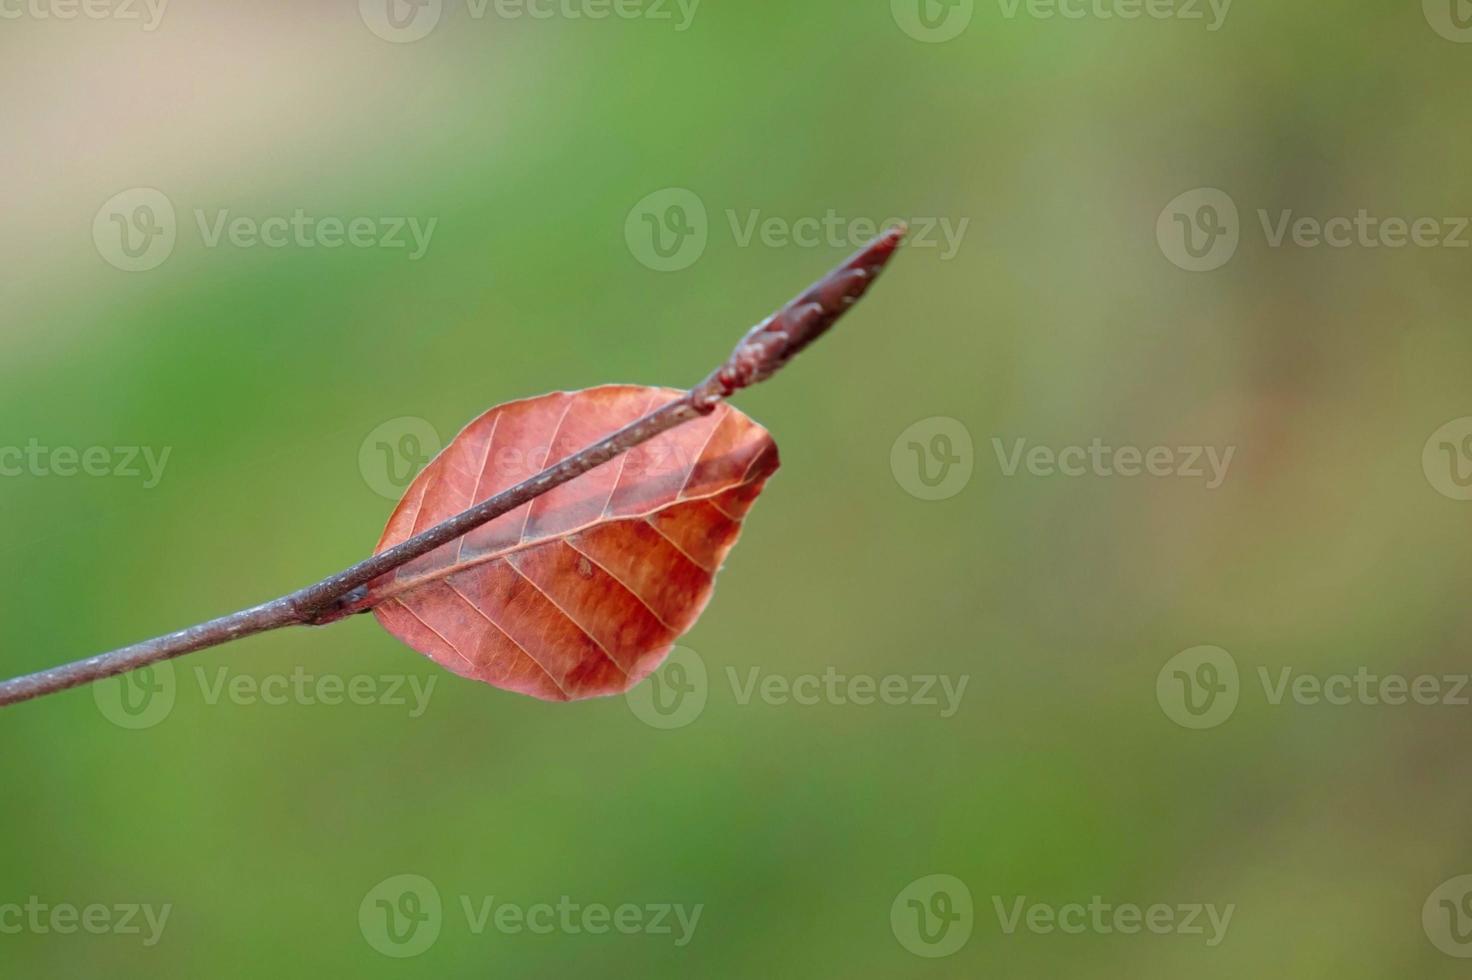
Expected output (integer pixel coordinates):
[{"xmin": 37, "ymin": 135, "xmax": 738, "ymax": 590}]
[{"xmin": 0, "ymin": 227, "xmax": 906, "ymax": 709}]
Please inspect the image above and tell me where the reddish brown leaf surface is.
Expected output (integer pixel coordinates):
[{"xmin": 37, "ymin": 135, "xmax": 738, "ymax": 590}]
[{"xmin": 364, "ymin": 385, "xmax": 779, "ymax": 701}]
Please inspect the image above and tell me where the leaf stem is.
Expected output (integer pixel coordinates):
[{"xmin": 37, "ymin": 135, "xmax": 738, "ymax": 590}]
[{"xmin": 0, "ymin": 227, "xmax": 905, "ymax": 709}]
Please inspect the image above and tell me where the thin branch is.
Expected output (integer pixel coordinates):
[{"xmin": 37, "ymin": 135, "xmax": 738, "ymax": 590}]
[{"xmin": 0, "ymin": 227, "xmax": 906, "ymax": 709}]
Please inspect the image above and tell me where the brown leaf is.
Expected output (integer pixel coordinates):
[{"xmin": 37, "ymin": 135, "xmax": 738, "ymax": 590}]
[{"xmin": 364, "ymin": 385, "xmax": 779, "ymax": 701}]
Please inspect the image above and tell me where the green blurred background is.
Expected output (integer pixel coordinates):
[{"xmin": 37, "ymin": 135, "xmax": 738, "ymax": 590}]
[{"xmin": 4, "ymin": 0, "xmax": 1472, "ymax": 976}]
